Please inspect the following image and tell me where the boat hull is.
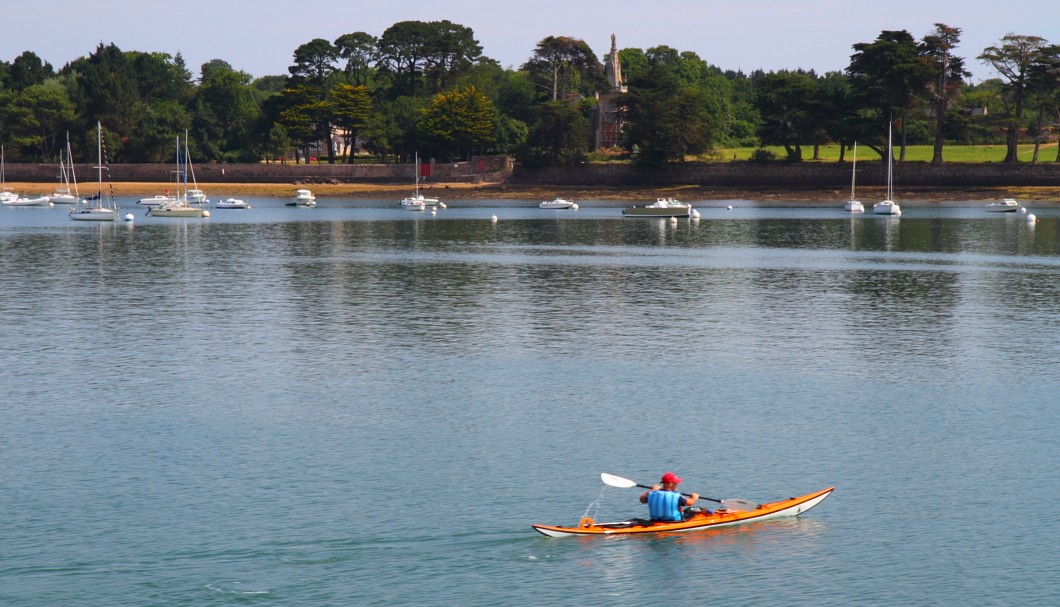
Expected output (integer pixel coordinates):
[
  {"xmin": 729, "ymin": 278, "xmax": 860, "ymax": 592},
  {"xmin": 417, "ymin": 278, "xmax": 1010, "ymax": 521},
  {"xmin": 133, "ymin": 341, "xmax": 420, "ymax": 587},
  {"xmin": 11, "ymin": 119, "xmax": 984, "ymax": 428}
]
[
  {"xmin": 70, "ymin": 208, "xmax": 118, "ymax": 221},
  {"xmin": 148, "ymin": 206, "xmax": 208, "ymax": 217},
  {"xmin": 872, "ymin": 201, "xmax": 901, "ymax": 215},
  {"xmin": 531, "ymin": 486, "xmax": 833, "ymax": 537},
  {"xmin": 622, "ymin": 206, "xmax": 691, "ymax": 218}
]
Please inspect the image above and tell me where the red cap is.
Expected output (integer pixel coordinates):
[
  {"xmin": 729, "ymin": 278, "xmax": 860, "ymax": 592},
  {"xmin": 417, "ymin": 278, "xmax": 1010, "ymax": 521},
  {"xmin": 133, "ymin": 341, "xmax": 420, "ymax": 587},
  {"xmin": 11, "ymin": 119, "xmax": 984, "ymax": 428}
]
[{"xmin": 661, "ymin": 472, "xmax": 683, "ymax": 484}]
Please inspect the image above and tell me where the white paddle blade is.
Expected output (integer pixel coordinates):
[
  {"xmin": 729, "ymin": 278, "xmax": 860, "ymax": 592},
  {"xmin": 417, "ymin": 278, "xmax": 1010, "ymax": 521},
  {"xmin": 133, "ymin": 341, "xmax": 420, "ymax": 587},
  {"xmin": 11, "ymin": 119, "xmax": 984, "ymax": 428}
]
[
  {"xmin": 600, "ymin": 473, "xmax": 638, "ymax": 489},
  {"xmin": 720, "ymin": 498, "xmax": 758, "ymax": 512}
]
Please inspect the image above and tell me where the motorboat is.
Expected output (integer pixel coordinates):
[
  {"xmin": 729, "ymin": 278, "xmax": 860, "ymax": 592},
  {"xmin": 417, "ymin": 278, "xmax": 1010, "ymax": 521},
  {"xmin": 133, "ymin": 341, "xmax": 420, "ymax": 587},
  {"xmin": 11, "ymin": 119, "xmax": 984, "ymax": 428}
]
[
  {"xmin": 539, "ymin": 197, "xmax": 578, "ymax": 209},
  {"xmin": 70, "ymin": 122, "xmax": 119, "ymax": 222},
  {"xmin": 3, "ymin": 195, "xmax": 53, "ymax": 207},
  {"xmin": 288, "ymin": 189, "xmax": 316, "ymax": 206},
  {"xmin": 622, "ymin": 197, "xmax": 691, "ymax": 218},
  {"xmin": 137, "ymin": 195, "xmax": 175, "ymax": 206},
  {"xmin": 403, "ymin": 199, "xmax": 427, "ymax": 211},
  {"xmin": 872, "ymin": 120, "xmax": 901, "ymax": 216},
  {"xmin": 215, "ymin": 198, "xmax": 250, "ymax": 209},
  {"xmin": 985, "ymin": 198, "xmax": 1020, "ymax": 213},
  {"xmin": 186, "ymin": 189, "xmax": 207, "ymax": 204}
]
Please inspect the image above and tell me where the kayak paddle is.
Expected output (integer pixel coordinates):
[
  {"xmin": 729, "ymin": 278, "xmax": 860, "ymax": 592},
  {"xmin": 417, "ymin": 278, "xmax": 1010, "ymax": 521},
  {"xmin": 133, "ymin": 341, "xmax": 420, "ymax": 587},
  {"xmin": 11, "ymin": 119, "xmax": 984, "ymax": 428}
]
[{"xmin": 600, "ymin": 472, "xmax": 758, "ymax": 512}]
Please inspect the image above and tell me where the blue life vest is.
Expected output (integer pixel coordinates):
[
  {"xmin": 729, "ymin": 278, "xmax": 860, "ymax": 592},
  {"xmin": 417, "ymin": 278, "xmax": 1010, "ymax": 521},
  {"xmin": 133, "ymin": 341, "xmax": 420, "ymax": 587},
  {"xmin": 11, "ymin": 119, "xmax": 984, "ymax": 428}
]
[{"xmin": 647, "ymin": 490, "xmax": 686, "ymax": 521}]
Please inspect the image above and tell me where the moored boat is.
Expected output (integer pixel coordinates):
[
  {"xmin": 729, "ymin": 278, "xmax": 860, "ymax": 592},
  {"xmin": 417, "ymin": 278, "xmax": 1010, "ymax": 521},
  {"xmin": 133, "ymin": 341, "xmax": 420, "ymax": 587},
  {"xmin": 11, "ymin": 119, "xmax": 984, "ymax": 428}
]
[
  {"xmin": 539, "ymin": 197, "xmax": 578, "ymax": 209},
  {"xmin": 985, "ymin": 198, "xmax": 1020, "ymax": 213},
  {"xmin": 215, "ymin": 198, "xmax": 250, "ymax": 209},
  {"xmin": 137, "ymin": 195, "xmax": 175, "ymax": 206},
  {"xmin": 622, "ymin": 197, "xmax": 691, "ymax": 218},
  {"xmin": 531, "ymin": 486, "xmax": 833, "ymax": 537},
  {"xmin": 288, "ymin": 189, "xmax": 316, "ymax": 207}
]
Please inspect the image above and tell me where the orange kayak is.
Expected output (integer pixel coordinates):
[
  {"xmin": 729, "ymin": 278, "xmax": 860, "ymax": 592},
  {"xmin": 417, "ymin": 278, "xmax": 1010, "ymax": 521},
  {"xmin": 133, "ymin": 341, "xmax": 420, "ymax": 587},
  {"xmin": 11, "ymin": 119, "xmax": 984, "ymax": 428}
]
[{"xmin": 532, "ymin": 486, "xmax": 834, "ymax": 537}]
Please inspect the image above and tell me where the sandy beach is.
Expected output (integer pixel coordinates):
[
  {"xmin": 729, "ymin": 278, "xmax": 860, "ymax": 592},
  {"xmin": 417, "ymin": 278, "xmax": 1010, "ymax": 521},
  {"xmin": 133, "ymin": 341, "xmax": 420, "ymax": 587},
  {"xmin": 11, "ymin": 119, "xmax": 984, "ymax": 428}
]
[{"xmin": 5, "ymin": 181, "xmax": 1059, "ymax": 204}]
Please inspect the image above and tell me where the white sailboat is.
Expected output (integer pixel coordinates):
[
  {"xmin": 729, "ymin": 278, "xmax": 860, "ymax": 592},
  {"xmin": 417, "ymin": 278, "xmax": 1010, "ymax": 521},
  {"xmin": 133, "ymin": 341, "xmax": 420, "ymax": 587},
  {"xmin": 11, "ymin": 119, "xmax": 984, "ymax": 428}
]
[
  {"xmin": 0, "ymin": 145, "xmax": 18, "ymax": 203},
  {"xmin": 873, "ymin": 121, "xmax": 901, "ymax": 216},
  {"xmin": 843, "ymin": 142, "xmax": 864, "ymax": 213},
  {"xmin": 149, "ymin": 133, "xmax": 209, "ymax": 218},
  {"xmin": 69, "ymin": 122, "xmax": 119, "ymax": 221},
  {"xmin": 401, "ymin": 152, "xmax": 440, "ymax": 209},
  {"xmin": 50, "ymin": 133, "xmax": 81, "ymax": 204}
]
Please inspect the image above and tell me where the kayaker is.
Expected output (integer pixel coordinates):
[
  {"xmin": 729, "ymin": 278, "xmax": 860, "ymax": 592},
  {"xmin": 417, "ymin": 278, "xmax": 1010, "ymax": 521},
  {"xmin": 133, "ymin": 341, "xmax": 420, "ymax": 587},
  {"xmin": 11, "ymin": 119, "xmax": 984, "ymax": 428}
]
[{"xmin": 640, "ymin": 472, "xmax": 699, "ymax": 522}]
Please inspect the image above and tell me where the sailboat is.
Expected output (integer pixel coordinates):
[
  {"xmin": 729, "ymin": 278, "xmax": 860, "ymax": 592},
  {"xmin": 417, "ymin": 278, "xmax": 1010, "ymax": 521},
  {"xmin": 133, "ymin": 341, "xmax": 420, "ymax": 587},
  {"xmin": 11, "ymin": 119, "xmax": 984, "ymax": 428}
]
[
  {"xmin": 69, "ymin": 122, "xmax": 119, "ymax": 221},
  {"xmin": 0, "ymin": 145, "xmax": 18, "ymax": 204},
  {"xmin": 400, "ymin": 152, "xmax": 440, "ymax": 210},
  {"xmin": 872, "ymin": 120, "xmax": 901, "ymax": 216},
  {"xmin": 149, "ymin": 133, "xmax": 209, "ymax": 218},
  {"xmin": 843, "ymin": 142, "xmax": 864, "ymax": 213},
  {"xmin": 50, "ymin": 133, "xmax": 81, "ymax": 204}
]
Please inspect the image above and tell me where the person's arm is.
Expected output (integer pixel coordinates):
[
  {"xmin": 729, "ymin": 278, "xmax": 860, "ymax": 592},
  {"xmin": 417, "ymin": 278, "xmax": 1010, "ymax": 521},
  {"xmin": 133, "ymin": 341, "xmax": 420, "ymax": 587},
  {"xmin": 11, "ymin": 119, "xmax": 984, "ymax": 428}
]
[
  {"xmin": 685, "ymin": 493, "xmax": 699, "ymax": 507},
  {"xmin": 639, "ymin": 484, "xmax": 661, "ymax": 503}
]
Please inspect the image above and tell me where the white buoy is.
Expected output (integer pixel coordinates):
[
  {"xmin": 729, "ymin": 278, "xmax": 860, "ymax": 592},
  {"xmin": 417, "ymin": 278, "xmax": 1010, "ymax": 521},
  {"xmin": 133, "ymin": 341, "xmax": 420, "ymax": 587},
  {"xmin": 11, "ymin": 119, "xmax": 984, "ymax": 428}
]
[
  {"xmin": 202, "ymin": 210, "xmax": 211, "ymax": 218},
  {"xmin": 726, "ymin": 205, "xmax": 733, "ymax": 210},
  {"xmin": 670, "ymin": 216, "xmax": 678, "ymax": 224},
  {"xmin": 691, "ymin": 209, "xmax": 700, "ymax": 219},
  {"xmin": 430, "ymin": 208, "xmax": 437, "ymax": 215},
  {"xmin": 491, "ymin": 214, "xmax": 498, "ymax": 222},
  {"xmin": 1026, "ymin": 213, "xmax": 1037, "ymax": 223},
  {"xmin": 123, "ymin": 213, "xmax": 134, "ymax": 222},
  {"xmin": 571, "ymin": 203, "xmax": 579, "ymax": 210},
  {"xmin": 438, "ymin": 202, "xmax": 447, "ymax": 209},
  {"xmin": 1020, "ymin": 207, "xmax": 1028, "ymax": 214}
]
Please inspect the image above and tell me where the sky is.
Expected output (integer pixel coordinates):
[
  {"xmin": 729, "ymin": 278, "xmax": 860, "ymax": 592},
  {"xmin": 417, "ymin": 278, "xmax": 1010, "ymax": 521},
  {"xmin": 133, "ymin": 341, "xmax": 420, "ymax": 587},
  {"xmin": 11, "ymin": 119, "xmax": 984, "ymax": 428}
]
[{"xmin": 4, "ymin": 0, "xmax": 1059, "ymax": 84}]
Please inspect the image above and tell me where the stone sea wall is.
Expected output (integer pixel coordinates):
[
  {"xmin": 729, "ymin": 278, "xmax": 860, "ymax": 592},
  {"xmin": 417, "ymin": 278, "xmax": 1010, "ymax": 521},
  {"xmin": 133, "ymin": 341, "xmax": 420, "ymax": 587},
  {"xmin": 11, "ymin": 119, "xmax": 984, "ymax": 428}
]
[
  {"xmin": 508, "ymin": 161, "xmax": 1060, "ymax": 188},
  {"xmin": 6, "ymin": 156, "xmax": 513, "ymax": 184},
  {"xmin": 8, "ymin": 156, "xmax": 1060, "ymax": 187}
]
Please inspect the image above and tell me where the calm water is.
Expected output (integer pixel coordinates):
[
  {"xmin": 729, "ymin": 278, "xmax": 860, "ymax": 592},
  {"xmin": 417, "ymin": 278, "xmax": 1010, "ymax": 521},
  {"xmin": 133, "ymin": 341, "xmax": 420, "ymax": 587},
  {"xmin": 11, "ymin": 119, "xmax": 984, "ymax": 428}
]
[{"xmin": 2, "ymin": 198, "xmax": 1058, "ymax": 606}]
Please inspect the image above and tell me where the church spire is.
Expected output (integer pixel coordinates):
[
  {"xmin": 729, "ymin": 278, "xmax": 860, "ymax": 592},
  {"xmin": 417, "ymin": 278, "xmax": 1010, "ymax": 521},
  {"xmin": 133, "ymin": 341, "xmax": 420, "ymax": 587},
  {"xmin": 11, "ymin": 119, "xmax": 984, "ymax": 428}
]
[{"xmin": 605, "ymin": 33, "xmax": 625, "ymax": 92}]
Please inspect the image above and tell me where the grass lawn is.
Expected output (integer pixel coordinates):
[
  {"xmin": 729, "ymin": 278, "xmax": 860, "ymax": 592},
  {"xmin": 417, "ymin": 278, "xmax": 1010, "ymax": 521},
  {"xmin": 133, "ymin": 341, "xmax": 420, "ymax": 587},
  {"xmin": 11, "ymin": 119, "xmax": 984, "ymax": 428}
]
[{"xmin": 714, "ymin": 143, "xmax": 1060, "ymax": 163}]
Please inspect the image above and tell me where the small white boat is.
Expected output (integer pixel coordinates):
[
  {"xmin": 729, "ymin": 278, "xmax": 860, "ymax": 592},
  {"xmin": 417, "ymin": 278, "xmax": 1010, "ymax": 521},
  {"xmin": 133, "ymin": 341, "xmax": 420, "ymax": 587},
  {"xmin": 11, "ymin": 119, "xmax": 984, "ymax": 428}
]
[
  {"xmin": 985, "ymin": 198, "xmax": 1020, "ymax": 213},
  {"xmin": 401, "ymin": 152, "xmax": 440, "ymax": 208},
  {"xmin": 49, "ymin": 192, "xmax": 80, "ymax": 204},
  {"xmin": 215, "ymin": 198, "xmax": 250, "ymax": 209},
  {"xmin": 2, "ymin": 195, "xmax": 53, "ymax": 207},
  {"xmin": 622, "ymin": 197, "xmax": 691, "ymax": 218},
  {"xmin": 288, "ymin": 189, "xmax": 316, "ymax": 206},
  {"xmin": 844, "ymin": 142, "xmax": 864, "ymax": 213},
  {"xmin": 539, "ymin": 197, "xmax": 578, "ymax": 209},
  {"xmin": 187, "ymin": 189, "xmax": 207, "ymax": 204},
  {"xmin": 137, "ymin": 195, "xmax": 175, "ymax": 206},
  {"xmin": 149, "ymin": 202, "xmax": 208, "ymax": 217},
  {"xmin": 872, "ymin": 121, "xmax": 901, "ymax": 216}
]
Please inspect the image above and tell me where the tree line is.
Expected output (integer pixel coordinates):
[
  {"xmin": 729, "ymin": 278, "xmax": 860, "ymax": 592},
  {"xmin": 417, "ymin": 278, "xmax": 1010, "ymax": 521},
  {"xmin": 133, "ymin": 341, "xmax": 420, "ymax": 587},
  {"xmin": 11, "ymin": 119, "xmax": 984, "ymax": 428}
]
[{"xmin": 1, "ymin": 21, "xmax": 1059, "ymax": 168}]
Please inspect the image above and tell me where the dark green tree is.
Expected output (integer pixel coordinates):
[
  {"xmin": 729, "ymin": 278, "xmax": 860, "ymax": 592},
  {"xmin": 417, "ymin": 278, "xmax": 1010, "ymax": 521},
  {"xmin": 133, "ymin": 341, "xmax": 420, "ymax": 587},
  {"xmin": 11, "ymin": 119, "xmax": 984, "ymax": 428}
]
[
  {"xmin": 847, "ymin": 30, "xmax": 934, "ymax": 159},
  {"xmin": 922, "ymin": 24, "xmax": 969, "ymax": 164},
  {"xmin": 753, "ymin": 70, "xmax": 820, "ymax": 161},
  {"xmin": 979, "ymin": 34, "xmax": 1049, "ymax": 162},
  {"xmin": 8, "ymin": 51, "xmax": 54, "ymax": 90},
  {"xmin": 616, "ymin": 64, "xmax": 723, "ymax": 166},
  {"xmin": 522, "ymin": 36, "xmax": 604, "ymax": 101},
  {"xmin": 518, "ymin": 100, "xmax": 589, "ymax": 167},
  {"xmin": 329, "ymin": 83, "xmax": 372, "ymax": 162},
  {"xmin": 335, "ymin": 32, "xmax": 378, "ymax": 87}
]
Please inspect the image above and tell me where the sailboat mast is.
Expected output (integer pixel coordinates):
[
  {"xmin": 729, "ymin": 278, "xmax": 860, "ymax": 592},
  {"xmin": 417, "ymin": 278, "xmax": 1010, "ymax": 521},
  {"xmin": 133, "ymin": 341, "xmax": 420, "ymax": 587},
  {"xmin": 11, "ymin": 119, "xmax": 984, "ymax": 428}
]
[
  {"xmin": 851, "ymin": 142, "xmax": 857, "ymax": 200},
  {"xmin": 97, "ymin": 122, "xmax": 103, "ymax": 198},
  {"xmin": 887, "ymin": 121, "xmax": 893, "ymax": 201}
]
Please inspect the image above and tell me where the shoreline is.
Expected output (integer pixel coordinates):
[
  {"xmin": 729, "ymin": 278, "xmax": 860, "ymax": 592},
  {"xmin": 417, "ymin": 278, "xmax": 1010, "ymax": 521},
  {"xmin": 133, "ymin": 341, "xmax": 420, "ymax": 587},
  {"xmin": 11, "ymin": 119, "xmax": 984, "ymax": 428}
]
[{"xmin": 5, "ymin": 181, "xmax": 1059, "ymax": 204}]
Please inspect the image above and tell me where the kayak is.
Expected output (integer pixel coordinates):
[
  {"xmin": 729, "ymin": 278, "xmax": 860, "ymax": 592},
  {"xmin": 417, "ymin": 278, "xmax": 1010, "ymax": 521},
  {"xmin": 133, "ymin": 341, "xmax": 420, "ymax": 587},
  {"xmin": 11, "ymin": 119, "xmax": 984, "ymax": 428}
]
[{"xmin": 531, "ymin": 486, "xmax": 833, "ymax": 537}]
